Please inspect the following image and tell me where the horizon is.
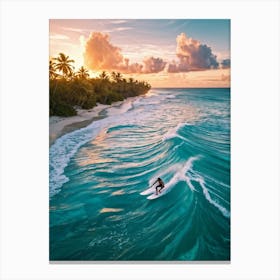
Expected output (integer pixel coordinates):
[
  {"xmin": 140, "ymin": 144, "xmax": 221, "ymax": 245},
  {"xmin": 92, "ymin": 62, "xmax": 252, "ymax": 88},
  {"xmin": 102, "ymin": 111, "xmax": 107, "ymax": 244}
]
[{"xmin": 50, "ymin": 19, "xmax": 230, "ymax": 88}]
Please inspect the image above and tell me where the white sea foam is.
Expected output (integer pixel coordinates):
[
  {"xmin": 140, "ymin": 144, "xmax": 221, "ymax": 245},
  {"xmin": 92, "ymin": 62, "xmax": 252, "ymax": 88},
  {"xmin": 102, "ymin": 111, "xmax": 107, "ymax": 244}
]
[
  {"xmin": 172, "ymin": 142, "xmax": 184, "ymax": 152},
  {"xmin": 165, "ymin": 157, "xmax": 198, "ymax": 191},
  {"xmin": 49, "ymin": 92, "xmax": 164, "ymax": 198},
  {"xmin": 191, "ymin": 175, "xmax": 230, "ymax": 218},
  {"xmin": 131, "ymin": 97, "xmax": 144, "ymax": 107},
  {"xmin": 145, "ymin": 156, "xmax": 230, "ymax": 219},
  {"xmin": 147, "ymin": 156, "xmax": 199, "ymax": 196},
  {"xmin": 49, "ymin": 92, "xmax": 200, "ymax": 199},
  {"xmin": 49, "ymin": 120, "xmax": 105, "ymax": 197},
  {"xmin": 49, "ymin": 97, "xmax": 145, "ymax": 198},
  {"xmin": 162, "ymin": 122, "xmax": 191, "ymax": 141},
  {"xmin": 106, "ymin": 98, "xmax": 134, "ymax": 116},
  {"xmin": 166, "ymin": 94, "xmax": 176, "ymax": 99}
]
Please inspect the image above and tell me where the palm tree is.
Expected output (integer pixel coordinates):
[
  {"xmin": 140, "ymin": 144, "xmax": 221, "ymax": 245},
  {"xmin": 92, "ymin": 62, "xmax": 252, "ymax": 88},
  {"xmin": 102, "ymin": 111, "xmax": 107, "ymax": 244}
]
[
  {"xmin": 67, "ymin": 68, "xmax": 76, "ymax": 81},
  {"xmin": 49, "ymin": 60, "xmax": 57, "ymax": 80},
  {"xmin": 110, "ymin": 71, "xmax": 117, "ymax": 82},
  {"xmin": 116, "ymin": 72, "xmax": 123, "ymax": 82},
  {"xmin": 111, "ymin": 71, "xmax": 122, "ymax": 83},
  {"xmin": 76, "ymin": 66, "xmax": 90, "ymax": 79},
  {"xmin": 54, "ymin": 53, "xmax": 75, "ymax": 79},
  {"xmin": 99, "ymin": 71, "xmax": 109, "ymax": 81}
]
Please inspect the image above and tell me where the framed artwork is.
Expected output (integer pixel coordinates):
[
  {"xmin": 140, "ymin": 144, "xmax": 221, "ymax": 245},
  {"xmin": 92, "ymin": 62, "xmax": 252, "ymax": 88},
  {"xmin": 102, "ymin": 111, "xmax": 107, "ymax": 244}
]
[{"xmin": 1, "ymin": 1, "xmax": 279, "ymax": 279}]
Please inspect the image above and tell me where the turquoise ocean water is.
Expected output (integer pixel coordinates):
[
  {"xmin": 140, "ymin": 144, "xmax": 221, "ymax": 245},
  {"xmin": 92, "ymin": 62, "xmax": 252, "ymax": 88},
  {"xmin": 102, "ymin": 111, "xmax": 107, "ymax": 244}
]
[{"xmin": 49, "ymin": 88, "xmax": 230, "ymax": 261}]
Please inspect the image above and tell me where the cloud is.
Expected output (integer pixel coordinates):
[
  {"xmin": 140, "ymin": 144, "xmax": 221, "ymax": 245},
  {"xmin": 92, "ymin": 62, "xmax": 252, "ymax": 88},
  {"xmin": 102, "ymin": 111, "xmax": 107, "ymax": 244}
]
[
  {"xmin": 114, "ymin": 27, "xmax": 133, "ymax": 32},
  {"xmin": 167, "ymin": 33, "xmax": 219, "ymax": 72},
  {"xmin": 84, "ymin": 32, "xmax": 124, "ymax": 70},
  {"xmin": 168, "ymin": 60, "xmax": 189, "ymax": 73},
  {"xmin": 83, "ymin": 32, "xmax": 166, "ymax": 74},
  {"xmin": 79, "ymin": 35, "xmax": 86, "ymax": 48},
  {"xmin": 221, "ymin": 58, "xmax": 230, "ymax": 69},
  {"xmin": 118, "ymin": 57, "xmax": 166, "ymax": 74},
  {"xmin": 143, "ymin": 57, "xmax": 167, "ymax": 73},
  {"xmin": 123, "ymin": 62, "xmax": 144, "ymax": 73},
  {"xmin": 110, "ymin": 20, "xmax": 128, "ymax": 24},
  {"xmin": 50, "ymin": 34, "xmax": 70, "ymax": 40},
  {"xmin": 61, "ymin": 27, "xmax": 89, "ymax": 34},
  {"xmin": 83, "ymin": 31, "xmax": 219, "ymax": 75}
]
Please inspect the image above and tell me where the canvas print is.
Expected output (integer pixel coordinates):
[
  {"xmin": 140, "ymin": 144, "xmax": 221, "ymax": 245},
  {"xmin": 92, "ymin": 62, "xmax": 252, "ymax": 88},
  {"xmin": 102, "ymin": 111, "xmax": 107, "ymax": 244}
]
[{"xmin": 49, "ymin": 19, "xmax": 230, "ymax": 261}]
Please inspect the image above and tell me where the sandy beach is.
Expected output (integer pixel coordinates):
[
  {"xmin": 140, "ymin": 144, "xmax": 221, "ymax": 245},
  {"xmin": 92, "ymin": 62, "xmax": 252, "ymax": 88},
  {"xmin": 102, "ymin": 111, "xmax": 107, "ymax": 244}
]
[{"xmin": 49, "ymin": 103, "xmax": 110, "ymax": 146}]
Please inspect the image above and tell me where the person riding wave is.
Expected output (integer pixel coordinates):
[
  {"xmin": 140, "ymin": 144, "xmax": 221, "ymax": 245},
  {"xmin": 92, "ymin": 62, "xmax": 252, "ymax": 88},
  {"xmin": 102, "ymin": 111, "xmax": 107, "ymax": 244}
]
[{"xmin": 151, "ymin": 177, "xmax": 165, "ymax": 195}]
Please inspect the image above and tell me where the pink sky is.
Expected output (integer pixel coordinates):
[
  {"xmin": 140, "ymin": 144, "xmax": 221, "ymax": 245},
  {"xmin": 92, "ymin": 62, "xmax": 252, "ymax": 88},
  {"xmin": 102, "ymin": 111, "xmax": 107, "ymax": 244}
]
[{"xmin": 50, "ymin": 19, "xmax": 230, "ymax": 88}]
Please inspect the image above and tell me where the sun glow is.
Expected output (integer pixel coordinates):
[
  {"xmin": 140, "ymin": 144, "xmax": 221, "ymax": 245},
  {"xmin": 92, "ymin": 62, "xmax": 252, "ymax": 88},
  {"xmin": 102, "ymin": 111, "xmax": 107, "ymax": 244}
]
[
  {"xmin": 88, "ymin": 70, "xmax": 100, "ymax": 78},
  {"xmin": 50, "ymin": 19, "xmax": 230, "ymax": 87}
]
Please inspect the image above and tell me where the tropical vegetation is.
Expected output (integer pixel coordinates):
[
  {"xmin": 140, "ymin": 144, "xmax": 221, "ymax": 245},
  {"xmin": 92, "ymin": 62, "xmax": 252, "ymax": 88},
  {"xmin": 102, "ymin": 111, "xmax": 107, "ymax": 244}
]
[{"xmin": 49, "ymin": 53, "xmax": 151, "ymax": 116}]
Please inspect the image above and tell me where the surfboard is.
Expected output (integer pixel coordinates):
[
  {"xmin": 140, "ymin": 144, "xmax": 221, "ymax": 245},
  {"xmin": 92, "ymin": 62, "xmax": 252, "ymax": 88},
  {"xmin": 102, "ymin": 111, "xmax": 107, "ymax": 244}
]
[
  {"xmin": 140, "ymin": 186, "xmax": 156, "ymax": 195},
  {"xmin": 141, "ymin": 184, "xmax": 167, "ymax": 199},
  {"xmin": 147, "ymin": 189, "xmax": 166, "ymax": 200}
]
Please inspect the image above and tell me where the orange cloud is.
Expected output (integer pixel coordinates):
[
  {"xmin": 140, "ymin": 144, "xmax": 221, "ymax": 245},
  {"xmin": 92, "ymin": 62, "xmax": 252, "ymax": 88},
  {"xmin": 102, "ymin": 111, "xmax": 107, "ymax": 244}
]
[
  {"xmin": 84, "ymin": 32, "xmax": 123, "ymax": 70},
  {"xmin": 83, "ymin": 32, "xmax": 223, "ymax": 75},
  {"xmin": 83, "ymin": 32, "xmax": 166, "ymax": 74}
]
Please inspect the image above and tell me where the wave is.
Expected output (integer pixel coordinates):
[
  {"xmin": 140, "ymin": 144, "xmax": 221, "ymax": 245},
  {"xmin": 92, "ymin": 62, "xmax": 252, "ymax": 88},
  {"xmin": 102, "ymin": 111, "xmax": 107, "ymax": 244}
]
[
  {"xmin": 198, "ymin": 177, "xmax": 230, "ymax": 218},
  {"xmin": 166, "ymin": 94, "xmax": 176, "ymax": 99},
  {"xmin": 106, "ymin": 98, "xmax": 135, "ymax": 116},
  {"xmin": 49, "ymin": 121, "xmax": 104, "ymax": 197},
  {"xmin": 49, "ymin": 93, "xmax": 170, "ymax": 198},
  {"xmin": 49, "ymin": 97, "xmax": 141, "ymax": 198},
  {"xmin": 143, "ymin": 155, "xmax": 230, "ymax": 219},
  {"xmin": 162, "ymin": 122, "xmax": 191, "ymax": 141},
  {"xmin": 146, "ymin": 156, "xmax": 199, "ymax": 196},
  {"xmin": 107, "ymin": 124, "xmax": 141, "ymax": 134},
  {"xmin": 50, "ymin": 88, "xmax": 230, "ymax": 260},
  {"xmin": 189, "ymin": 173, "xmax": 230, "ymax": 218}
]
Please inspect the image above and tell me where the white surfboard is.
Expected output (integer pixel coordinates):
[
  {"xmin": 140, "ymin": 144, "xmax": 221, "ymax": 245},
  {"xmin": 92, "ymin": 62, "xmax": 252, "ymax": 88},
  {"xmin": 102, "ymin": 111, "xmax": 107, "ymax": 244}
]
[
  {"xmin": 140, "ymin": 186, "xmax": 155, "ymax": 195},
  {"xmin": 147, "ymin": 189, "xmax": 167, "ymax": 200}
]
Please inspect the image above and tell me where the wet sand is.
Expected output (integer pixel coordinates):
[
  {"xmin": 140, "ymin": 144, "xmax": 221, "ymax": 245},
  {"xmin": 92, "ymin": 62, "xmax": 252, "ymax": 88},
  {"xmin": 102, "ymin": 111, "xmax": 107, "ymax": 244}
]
[{"xmin": 49, "ymin": 104, "xmax": 109, "ymax": 146}]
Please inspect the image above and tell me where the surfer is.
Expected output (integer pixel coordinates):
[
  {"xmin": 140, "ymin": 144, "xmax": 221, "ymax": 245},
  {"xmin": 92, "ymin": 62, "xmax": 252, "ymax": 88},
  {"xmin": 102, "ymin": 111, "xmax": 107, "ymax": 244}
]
[{"xmin": 151, "ymin": 177, "xmax": 165, "ymax": 195}]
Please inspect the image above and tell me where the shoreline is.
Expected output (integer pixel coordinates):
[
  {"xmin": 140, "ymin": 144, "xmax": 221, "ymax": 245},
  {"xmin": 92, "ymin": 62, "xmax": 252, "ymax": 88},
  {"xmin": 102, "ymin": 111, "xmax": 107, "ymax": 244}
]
[
  {"xmin": 49, "ymin": 96, "xmax": 140, "ymax": 146},
  {"xmin": 49, "ymin": 103, "xmax": 110, "ymax": 146}
]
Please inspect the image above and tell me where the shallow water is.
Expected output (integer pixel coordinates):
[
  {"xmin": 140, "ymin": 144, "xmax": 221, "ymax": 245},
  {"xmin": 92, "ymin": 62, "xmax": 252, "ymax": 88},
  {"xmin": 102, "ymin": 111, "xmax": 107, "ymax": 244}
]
[{"xmin": 49, "ymin": 88, "xmax": 230, "ymax": 261}]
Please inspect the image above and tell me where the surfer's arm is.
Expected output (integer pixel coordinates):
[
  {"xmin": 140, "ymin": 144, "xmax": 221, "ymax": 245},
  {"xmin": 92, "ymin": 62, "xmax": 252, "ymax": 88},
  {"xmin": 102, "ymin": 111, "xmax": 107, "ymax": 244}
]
[{"xmin": 150, "ymin": 180, "xmax": 158, "ymax": 187}]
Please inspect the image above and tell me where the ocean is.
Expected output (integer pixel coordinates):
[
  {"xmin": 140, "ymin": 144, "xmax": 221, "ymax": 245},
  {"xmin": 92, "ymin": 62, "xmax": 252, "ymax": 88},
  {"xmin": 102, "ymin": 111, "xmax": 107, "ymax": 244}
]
[{"xmin": 49, "ymin": 88, "xmax": 230, "ymax": 261}]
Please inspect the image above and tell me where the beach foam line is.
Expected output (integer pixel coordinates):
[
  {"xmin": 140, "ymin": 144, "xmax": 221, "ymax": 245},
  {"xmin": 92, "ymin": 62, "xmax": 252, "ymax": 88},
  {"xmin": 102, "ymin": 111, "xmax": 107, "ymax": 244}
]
[
  {"xmin": 49, "ymin": 96, "xmax": 150, "ymax": 198},
  {"xmin": 49, "ymin": 122, "xmax": 103, "ymax": 197},
  {"xmin": 49, "ymin": 103, "xmax": 110, "ymax": 146},
  {"xmin": 106, "ymin": 98, "xmax": 135, "ymax": 116}
]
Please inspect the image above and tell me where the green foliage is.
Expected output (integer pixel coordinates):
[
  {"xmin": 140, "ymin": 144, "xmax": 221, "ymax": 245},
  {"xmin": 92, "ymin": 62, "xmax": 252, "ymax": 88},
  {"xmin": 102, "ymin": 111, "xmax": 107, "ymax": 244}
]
[
  {"xmin": 96, "ymin": 91, "xmax": 124, "ymax": 105},
  {"xmin": 51, "ymin": 102, "xmax": 77, "ymax": 117},
  {"xmin": 49, "ymin": 55, "xmax": 151, "ymax": 117}
]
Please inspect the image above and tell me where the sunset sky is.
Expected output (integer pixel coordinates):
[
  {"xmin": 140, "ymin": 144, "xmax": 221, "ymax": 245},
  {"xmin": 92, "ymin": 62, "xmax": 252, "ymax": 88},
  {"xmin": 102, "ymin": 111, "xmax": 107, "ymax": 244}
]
[{"xmin": 50, "ymin": 19, "xmax": 230, "ymax": 88}]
